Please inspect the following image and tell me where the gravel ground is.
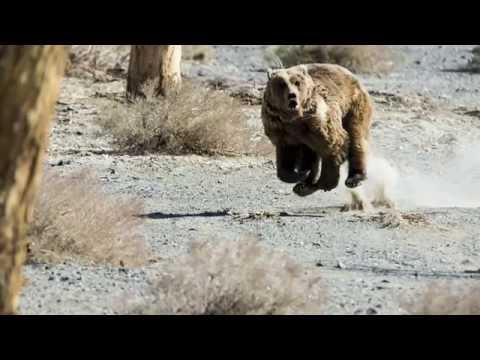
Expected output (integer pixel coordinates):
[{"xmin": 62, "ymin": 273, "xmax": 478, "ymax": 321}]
[{"xmin": 18, "ymin": 45, "xmax": 480, "ymax": 315}]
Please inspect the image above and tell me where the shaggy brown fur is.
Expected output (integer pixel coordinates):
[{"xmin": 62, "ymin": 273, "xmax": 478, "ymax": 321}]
[{"xmin": 261, "ymin": 64, "xmax": 373, "ymax": 196}]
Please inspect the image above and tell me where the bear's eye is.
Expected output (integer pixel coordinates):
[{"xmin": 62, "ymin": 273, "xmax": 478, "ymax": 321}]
[
  {"xmin": 294, "ymin": 80, "xmax": 301, "ymax": 87},
  {"xmin": 277, "ymin": 80, "xmax": 286, "ymax": 90}
]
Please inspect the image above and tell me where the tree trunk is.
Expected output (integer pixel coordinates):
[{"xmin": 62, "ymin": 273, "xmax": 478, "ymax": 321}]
[
  {"xmin": 126, "ymin": 45, "xmax": 182, "ymax": 99},
  {"xmin": 0, "ymin": 45, "xmax": 67, "ymax": 314}
]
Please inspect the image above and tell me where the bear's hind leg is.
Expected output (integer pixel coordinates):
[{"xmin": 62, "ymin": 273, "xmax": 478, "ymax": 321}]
[{"xmin": 343, "ymin": 92, "xmax": 372, "ymax": 189}]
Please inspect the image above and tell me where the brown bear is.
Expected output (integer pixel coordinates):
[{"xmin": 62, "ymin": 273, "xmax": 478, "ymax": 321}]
[{"xmin": 261, "ymin": 63, "xmax": 373, "ymax": 196}]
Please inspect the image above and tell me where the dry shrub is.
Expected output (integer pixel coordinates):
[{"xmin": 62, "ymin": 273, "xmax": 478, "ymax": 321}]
[
  {"xmin": 450, "ymin": 46, "xmax": 480, "ymax": 73},
  {"xmin": 28, "ymin": 169, "xmax": 147, "ymax": 267},
  {"xmin": 266, "ymin": 45, "xmax": 329, "ymax": 68},
  {"xmin": 66, "ymin": 45, "xmax": 130, "ymax": 80},
  {"xmin": 66, "ymin": 45, "xmax": 215, "ymax": 80},
  {"xmin": 267, "ymin": 45, "xmax": 399, "ymax": 75},
  {"xmin": 182, "ymin": 45, "xmax": 215, "ymax": 63},
  {"xmin": 96, "ymin": 80, "xmax": 255, "ymax": 156},
  {"xmin": 464, "ymin": 46, "xmax": 480, "ymax": 73},
  {"xmin": 129, "ymin": 238, "xmax": 325, "ymax": 315},
  {"xmin": 402, "ymin": 282, "xmax": 480, "ymax": 315}
]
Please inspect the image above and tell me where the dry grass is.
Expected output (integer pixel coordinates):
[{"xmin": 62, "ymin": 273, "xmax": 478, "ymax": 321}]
[
  {"xmin": 128, "ymin": 238, "xmax": 325, "ymax": 315},
  {"xmin": 464, "ymin": 46, "xmax": 480, "ymax": 73},
  {"xmin": 66, "ymin": 45, "xmax": 130, "ymax": 80},
  {"xmin": 27, "ymin": 169, "xmax": 147, "ymax": 267},
  {"xmin": 267, "ymin": 45, "xmax": 399, "ymax": 75},
  {"xmin": 66, "ymin": 45, "xmax": 215, "ymax": 80},
  {"xmin": 402, "ymin": 282, "xmax": 480, "ymax": 315},
  {"xmin": 182, "ymin": 45, "xmax": 215, "ymax": 63},
  {"xmin": 96, "ymin": 80, "xmax": 256, "ymax": 156}
]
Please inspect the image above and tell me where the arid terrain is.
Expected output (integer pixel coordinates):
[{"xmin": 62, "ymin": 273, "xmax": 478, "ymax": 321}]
[{"xmin": 19, "ymin": 45, "xmax": 480, "ymax": 315}]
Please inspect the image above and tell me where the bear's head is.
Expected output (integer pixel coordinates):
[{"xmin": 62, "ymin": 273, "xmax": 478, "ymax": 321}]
[{"xmin": 265, "ymin": 65, "xmax": 314, "ymax": 118}]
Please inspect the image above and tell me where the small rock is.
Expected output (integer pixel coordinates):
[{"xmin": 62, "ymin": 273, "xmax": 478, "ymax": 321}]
[
  {"xmin": 60, "ymin": 276, "xmax": 69, "ymax": 282},
  {"xmin": 315, "ymin": 261, "xmax": 324, "ymax": 267},
  {"xmin": 52, "ymin": 159, "xmax": 71, "ymax": 167},
  {"xmin": 366, "ymin": 308, "xmax": 378, "ymax": 315},
  {"xmin": 335, "ymin": 260, "xmax": 346, "ymax": 269}
]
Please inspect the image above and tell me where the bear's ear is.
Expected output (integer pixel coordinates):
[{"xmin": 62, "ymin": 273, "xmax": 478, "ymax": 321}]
[
  {"xmin": 299, "ymin": 65, "xmax": 309, "ymax": 76},
  {"xmin": 267, "ymin": 68, "xmax": 275, "ymax": 80}
]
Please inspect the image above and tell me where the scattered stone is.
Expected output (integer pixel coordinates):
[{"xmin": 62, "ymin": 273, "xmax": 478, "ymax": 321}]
[
  {"xmin": 51, "ymin": 159, "xmax": 72, "ymax": 167},
  {"xmin": 366, "ymin": 308, "xmax": 378, "ymax": 315}
]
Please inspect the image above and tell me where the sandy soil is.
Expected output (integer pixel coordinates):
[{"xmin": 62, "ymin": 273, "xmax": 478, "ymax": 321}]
[{"xmin": 18, "ymin": 45, "xmax": 480, "ymax": 315}]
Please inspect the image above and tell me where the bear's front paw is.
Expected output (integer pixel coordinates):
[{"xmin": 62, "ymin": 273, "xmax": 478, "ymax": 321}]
[
  {"xmin": 293, "ymin": 183, "xmax": 318, "ymax": 197},
  {"xmin": 345, "ymin": 174, "xmax": 366, "ymax": 188}
]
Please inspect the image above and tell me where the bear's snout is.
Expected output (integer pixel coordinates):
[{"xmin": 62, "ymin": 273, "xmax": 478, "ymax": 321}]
[{"xmin": 288, "ymin": 93, "xmax": 299, "ymax": 110}]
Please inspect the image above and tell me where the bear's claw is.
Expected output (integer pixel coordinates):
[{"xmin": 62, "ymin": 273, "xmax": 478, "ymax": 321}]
[{"xmin": 345, "ymin": 174, "xmax": 366, "ymax": 188}]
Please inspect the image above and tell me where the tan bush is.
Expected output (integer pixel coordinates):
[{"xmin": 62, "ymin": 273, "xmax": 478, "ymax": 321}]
[
  {"xmin": 267, "ymin": 45, "xmax": 399, "ymax": 75},
  {"xmin": 129, "ymin": 238, "xmax": 325, "ymax": 315},
  {"xmin": 96, "ymin": 80, "xmax": 255, "ymax": 156},
  {"xmin": 465, "ymin": 46, "xmax": 480, "ymax": 73},
  {"xmin": 66, "ymin": 45, "xmax": 130, "ymax": 80},
  {"xmin": 182, "ymin": 45, "xmax": 215, "ymax": 63},
  {"xmin": 66, "ymin": 45, "xmax": 216, "ymax": 80},
  {"xmin": 27, "ymin": 169, "xmax": 147, "ymax": 267},
  {"xmin": 402, "ymin": 282, "xmax": 480, "ymax": 315}
]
